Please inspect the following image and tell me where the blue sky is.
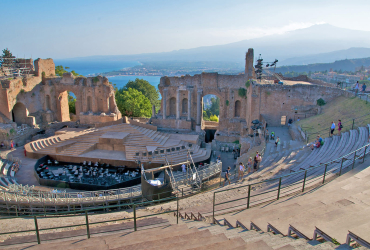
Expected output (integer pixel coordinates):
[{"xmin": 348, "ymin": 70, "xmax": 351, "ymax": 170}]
[{"xmin": 2, "ymin": 0, "xmax": 370, "ymax": 59}]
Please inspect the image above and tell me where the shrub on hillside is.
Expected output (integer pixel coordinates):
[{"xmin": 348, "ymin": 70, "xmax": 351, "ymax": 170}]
[{"xmin": 317, "ymin": 98, "xmax": 326, "ymax": 106}]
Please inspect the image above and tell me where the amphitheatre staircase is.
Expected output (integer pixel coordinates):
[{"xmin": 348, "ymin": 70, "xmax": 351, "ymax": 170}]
[
  {"xmin": 168, "ymin": 124, "xmax": 370, "ymax": 248},
  {"xmin": 3, "ymin": 125, "xmax": 370, "ymax": 247},
  {"xmin": 0, "ymin": 215, "xmax": 341, "ymax": 249}
]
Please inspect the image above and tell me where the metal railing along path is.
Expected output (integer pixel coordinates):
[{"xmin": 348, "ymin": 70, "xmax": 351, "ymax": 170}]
[
  {"xmin": 0, "ymin": 195, "xmax": 180, "ymax": 246},
  {"xmin": 212, "ymin": 143, "xmax": 370, "ymax": 222}
]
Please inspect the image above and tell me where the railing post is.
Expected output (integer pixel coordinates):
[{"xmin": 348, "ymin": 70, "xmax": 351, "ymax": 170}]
[
  {"xmin": 34, "ymin": 216, "xmax": 40, "ymax": 244},
  {"xmin": 352, "ymin": 151, "xmax": 356, "ymax": 169},
  {"xmin": 302, "ymin": 170, "xmax": 307, "ymax": 192},
  {"xmin": 133, "ymin": 204, "xmax": 137, "ymax": 231},
  {"xmin": 277, "ymin": 177, "xmax": 282, "ymax": 200},
  {"xmin": 176, "ymin": 194, "xmax": 179, "ymax": 224},
  {"xmin": 339, "ymin": 158, "xmax": 344, "ymax": 176},
  {"xmin": 352, "ymin": 119, "xmax": 355, "ymax": 130},
  {"xmin": 212, "ymin": 192, "xmax": 215, "ymax": 223},
  {"xmin": 322, "ymin": 164, "xmax": 328, "ymax": 184},
  {"xmin": 363, "ymin": 146, "xmax": 368, "ymax": 163},
  {"xmin": 247, "ymin": 185, "xmax": 251, "ymax": 209},
  {"xmin": 85, "ymin": 211, "xmax": 90, "ymax": 239}
]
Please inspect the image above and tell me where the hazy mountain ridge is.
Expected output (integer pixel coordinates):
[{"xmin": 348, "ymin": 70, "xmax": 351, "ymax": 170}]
[
  {"xmin": 275, "ymin": 57, "xmax": 370, "ymax": 74},
  {"xmin": 69, "ymin": 24, "xmax": 370, "ymax": 66}
]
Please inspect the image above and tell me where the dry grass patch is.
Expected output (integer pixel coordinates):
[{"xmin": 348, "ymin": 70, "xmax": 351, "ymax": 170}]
[{"xmin": 296, "ymin": 96, "xmax": 370, "ymax": 141}]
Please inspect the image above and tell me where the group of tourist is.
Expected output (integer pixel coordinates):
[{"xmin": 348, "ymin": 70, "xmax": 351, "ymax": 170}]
[
  {"xmin": 0, "ymin": 140, "xmax": 15, "ymax": 150},
  {"xmin": 223, "ymin": 151, "xmax": 262, "ymax": 186},
  {"xmin": 11, "ymin": 162, "xmax": 20, "ymax": 173},
  {"xmin": 353, "ymin": 81, "xmax": 367, "ymax": 96},
  {"xmin": 310, "ymin": 135, "xmax": 323, "ymax": 150},
  {"xmin": 330, "ymin": 120, "xmax": 343, "ymax": 136}
]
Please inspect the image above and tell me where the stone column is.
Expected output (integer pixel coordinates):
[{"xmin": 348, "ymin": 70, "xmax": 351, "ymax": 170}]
[
  {"xmin": 196, "ymin": 89, "xmax": 203, "ymax": 132},
  {"xmin": 176, "ymin": 89, "xmax": 180, "ymax": 120},
  {"xmin": 187, "ymin": 88, "xmax": 192, "ymax": 121},
  {"xmin": 162, "ymin": 89, "xmax": 168, "ymax": 119},
  {"xmin": 152, "ymin": 105, "xmax": 155, "ymax": 117}
]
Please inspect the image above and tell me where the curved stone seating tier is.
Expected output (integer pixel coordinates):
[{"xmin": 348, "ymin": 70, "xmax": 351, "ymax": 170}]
[
  {"xmin": 0, "ymin": 218, "xmax": 322, "ymax": 250},
  {"xmin": 217, "ymin": 161, "xmax": 370, "ymax": 246},
  {"xmin": 0, "ymin": 161, "xmax": 219, "ymax": 215}
]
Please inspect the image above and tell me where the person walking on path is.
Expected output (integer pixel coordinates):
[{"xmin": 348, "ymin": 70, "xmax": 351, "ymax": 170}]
[
  {"xmin": 253, "ymin": 155, "xmax": 259, "ymax": 172},
  {"xmin": 275, "ymin": 137, "xmax": 280, "ymax": 147},
  {"xmin": 354, "ymin": 81, "xmax": 360, "ymax": 96},
  {"xmin": 338, "ymin": 119, "xmax": 342, "ymax": 136},
  {"xmin": 247, "ymin": 157, "xmax": 252, "ymax": 174},
  {"xmin": 238, "ymin": 162, "xmax": 245, "ymax": 181},
  {"xmin": 223, "ymin": 166, "xmax": 231, "ymax": 186},
  {"xmin": 265, "ymin": 129, "xmax": 269, "ymax": 142},
  {"xmin": 10, "ymin": 140, "xmax": 14, "ymax": 151},
  {"xmin": 330, "ymin": 121, "xmax": 336, "ymax": 136}
]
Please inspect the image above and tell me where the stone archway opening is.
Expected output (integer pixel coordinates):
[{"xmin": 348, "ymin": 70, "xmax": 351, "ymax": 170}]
[
  {"xmin": 202, "ymin": 94, "xmax": 219, "ymax": 123},
  {"xmin": 57, "ymin": 91, "xmax": 77, "ymax": 122},
  {"xmin": 12, "ymin": 102, "xmax": 28, "ymax": 126},
  {"xmin": 202, "ymin": 94, "xmax": 220, "ymax": 143}
]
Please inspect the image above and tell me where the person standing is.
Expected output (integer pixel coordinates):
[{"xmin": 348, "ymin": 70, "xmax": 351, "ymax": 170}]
[
  {"xmin": 253, "ymin": 155, "xmax": 258, "ymax": 172},
  {"xmin": 223, "ymin": 166, "xmax": 231, "ymax": 186},
  {"xmin": 354, "ymin": 81, "xmax": 359, "ymax": 96},
  {"xmin": 338, "ymin": 119, "xmax": 342, "ymax": 136},
  {"xmin": 362, "ymin": 83, "xmax": 366, "ymax": 93},
  {"xmin": 247, "ymin": 157, "xmax": 252, "ymax": 174},
  {"xmin": 275, "ymin": 137, "xmax": 280, "ymax": 147},
  {"xmin": 265, "ymin": 129, "xmax": 269, "ymax": 142},
  {"xmin": 10, "ymin": 140, "xmax": 14, "ymax": 150},
  {"xmin": 181, "ymin": 164, "xmax": 186, "ymax": 176},
  {"xmin": 330, "ymin": 121, "xmax": 336, "ymax": 136},
  {"xmin": 238, "ymin": 162, "xmax": 245, "ymax": 181}
]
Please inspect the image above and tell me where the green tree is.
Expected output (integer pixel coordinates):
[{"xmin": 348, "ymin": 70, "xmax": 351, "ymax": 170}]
[
  {"xmin": 115, "ymin": 88, "xmax": 151, "ymax": 117},
  {"xmin": 203, "ymin": 110, "xmax": 210, "ymax": 121},
  {"xmin": 68, "ymin": 91, "xmax": 76, "ymax": 114},
  {"xmin": 55, "ymin": 65, "xmax": 82, "ymax": 76},
  {"xmin": 209, "ymin": 115, "xmax": 219, "ymax": 122},
  {"xmin": 123, "ymin": 79, "xmax": 160, "ymax": 107},
  {"xmin": 1, "ymin": 48, "xmax": 15, "ymax": 67},
  {"xmin": 208, "ymin": 97, "xmax": 220, "ymax": 116}
]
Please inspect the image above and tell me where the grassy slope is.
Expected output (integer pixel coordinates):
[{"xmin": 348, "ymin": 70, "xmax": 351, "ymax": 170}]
[{"xmin": 296, "ymin": 96, "xmax": 370, "ymax": 140}]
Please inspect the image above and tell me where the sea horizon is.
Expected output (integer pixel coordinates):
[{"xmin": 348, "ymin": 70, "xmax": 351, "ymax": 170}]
[{"xmin": 53, "ymin": 59, "xmax": 161, "ymax": 92}]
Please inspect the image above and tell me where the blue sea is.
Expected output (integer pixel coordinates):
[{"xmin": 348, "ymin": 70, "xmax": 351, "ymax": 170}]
[{"xmin": 53, "ymin": 59, "xmax": 161, "ymax": 91}]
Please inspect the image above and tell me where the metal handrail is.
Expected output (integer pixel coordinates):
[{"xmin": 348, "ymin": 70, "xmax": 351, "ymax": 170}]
[
  {"xmin": 0, "ymin": 195, "xmax": 180, "ymax": 246},
  {"xmin": 212, "ymin": 142, "xmax": 370, "ymax": 221}
]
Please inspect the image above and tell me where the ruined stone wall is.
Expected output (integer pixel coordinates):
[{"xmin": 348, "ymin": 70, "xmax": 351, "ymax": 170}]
[
  {"xmin": 43, "ymin": 73, "xmax": 121, "ymax": 123},
  {"xmin": 156, "ymin": 72, "xmax": 249, "ymax": 134},
  {"xmin": 246, "ymin": 83, "xmax": 354, "ymax": 127},
  {"xmin": 0, "ymin": 59, "xmax": 121, "ymax": 126}
]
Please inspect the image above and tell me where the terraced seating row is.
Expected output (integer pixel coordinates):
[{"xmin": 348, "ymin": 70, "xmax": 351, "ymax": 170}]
[
  {"xmin": 251, "ymin": 126, "xmax": 369, "ymax": 194},
  {"xmin": 0, "ymin": 216, "xmax": 320, "ymax": 250},
  {"xmin": 176, "ymin": 126, "xmax": 370, "ymax": 228},
  {"xmin": 216, "ymin": 161, "xmax": 370, "ymax": 247},
  {"xmin": 0, "ymin": 159, "xmax": 19, "ymax": 190}
]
